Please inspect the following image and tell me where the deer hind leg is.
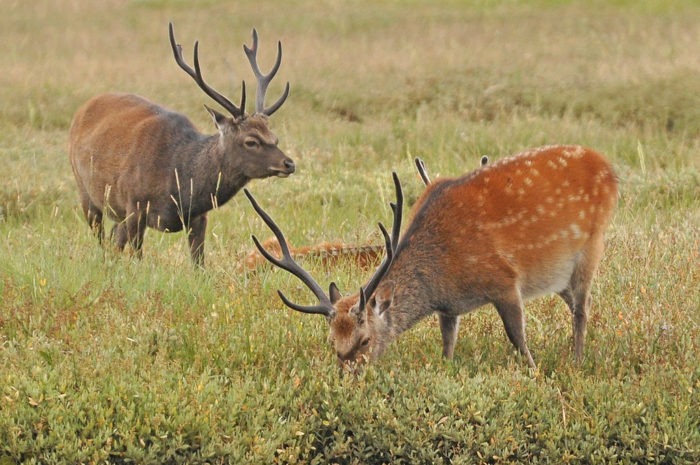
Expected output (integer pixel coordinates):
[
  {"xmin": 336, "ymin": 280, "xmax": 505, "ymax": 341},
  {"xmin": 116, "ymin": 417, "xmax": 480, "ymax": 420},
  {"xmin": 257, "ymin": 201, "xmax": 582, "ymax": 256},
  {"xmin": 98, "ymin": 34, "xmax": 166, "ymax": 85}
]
[
  {"xmin": 563, "ymin": 235, "xmax": 606, "ymax": 363},
  {"xmin": 493, "ymin": 291, "xmax": 537, "ymax": 369},
  {"xmin": 187, "ymin": 214, "xmax": 207, "ymax": 268},
  {"xmin": 438, "ymin": 314, "xmax": 460, "ymax": 359}
]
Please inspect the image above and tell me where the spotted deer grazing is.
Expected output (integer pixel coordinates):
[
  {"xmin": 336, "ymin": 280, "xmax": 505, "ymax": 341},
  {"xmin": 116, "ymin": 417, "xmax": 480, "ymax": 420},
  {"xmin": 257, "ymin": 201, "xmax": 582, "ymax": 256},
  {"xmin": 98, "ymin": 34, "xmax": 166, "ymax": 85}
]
[
  {"xmin": 69, "ymin": 23, "xmax": 293, "ymax": 267},
  {"xmin": 247, "ymin": 145, "xmax": 618, "ymax": 369}
]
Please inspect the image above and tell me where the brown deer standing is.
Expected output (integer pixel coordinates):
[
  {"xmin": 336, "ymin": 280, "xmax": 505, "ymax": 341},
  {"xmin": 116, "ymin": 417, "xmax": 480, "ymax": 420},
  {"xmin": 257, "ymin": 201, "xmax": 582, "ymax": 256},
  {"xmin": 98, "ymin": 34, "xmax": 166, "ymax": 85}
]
[
  {"xmin": 246, "ymin": 145, "xmax": 618, "ymax": 369},
  {"xmin": 69, "ymin": 23, "xmax": 294, "ymax": 267}
]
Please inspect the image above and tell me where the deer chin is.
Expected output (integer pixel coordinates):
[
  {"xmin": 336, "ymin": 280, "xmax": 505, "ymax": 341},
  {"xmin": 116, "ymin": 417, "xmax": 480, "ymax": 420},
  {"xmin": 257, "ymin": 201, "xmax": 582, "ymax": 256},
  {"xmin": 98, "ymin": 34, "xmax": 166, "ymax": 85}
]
[{"xmin": 269, "ymin": 168, "xmax": 293, "ymax": 178}]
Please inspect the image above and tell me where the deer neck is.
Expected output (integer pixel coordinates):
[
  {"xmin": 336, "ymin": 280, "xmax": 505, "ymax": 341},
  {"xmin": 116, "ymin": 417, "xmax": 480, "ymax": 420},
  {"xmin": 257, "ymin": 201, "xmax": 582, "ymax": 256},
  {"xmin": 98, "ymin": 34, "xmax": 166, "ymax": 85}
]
[
  {"xmin": 374, "ymin": 252, "xmax": 437, "ymax": 341},
  {"xmin": 175, "ymin": 136, "xmax": 249, "ymax": 218}
]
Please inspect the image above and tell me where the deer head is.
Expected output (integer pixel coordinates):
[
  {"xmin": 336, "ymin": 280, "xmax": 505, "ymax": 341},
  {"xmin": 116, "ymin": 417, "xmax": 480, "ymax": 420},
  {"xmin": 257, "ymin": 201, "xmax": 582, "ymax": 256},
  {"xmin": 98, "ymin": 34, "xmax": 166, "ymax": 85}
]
[{"xmin": 169, "ymin": 23, "xmax": 294, "ymax": 180}]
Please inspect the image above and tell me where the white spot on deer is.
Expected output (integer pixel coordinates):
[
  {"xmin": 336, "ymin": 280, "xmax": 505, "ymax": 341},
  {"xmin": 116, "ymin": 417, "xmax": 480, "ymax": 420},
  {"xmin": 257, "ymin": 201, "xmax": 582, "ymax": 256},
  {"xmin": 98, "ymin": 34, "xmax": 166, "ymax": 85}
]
[
  {"xmin": 530, "ymin": 168, "xmax": 540, "ymax": 177},
  {"xmin": 579, "ymin": 210, "xmax": 586, "ymax": 220},
  {"xmin": 524, "ymin": 177, "xmax": 533, "ymax": 186},
  {"xmin": 536, "ymin": 204, "xmax": 546, "ymax": 215},
  {"xmin": 570, "ymin": 223, "xmax": 582, "ymax": 239},
  {"xmin": 558, "ymin": 157, "xmax": 568, "ymax": 167},
  {"xmin": 547, "ymin": 160, "xmax": 558, "ymax": 169}
]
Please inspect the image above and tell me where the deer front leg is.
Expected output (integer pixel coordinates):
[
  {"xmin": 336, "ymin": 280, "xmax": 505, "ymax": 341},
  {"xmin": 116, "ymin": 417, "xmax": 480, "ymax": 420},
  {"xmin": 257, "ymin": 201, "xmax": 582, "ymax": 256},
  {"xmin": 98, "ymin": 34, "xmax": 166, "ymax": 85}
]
[
  {"xmin": 438, "ymin": 314, "xmax": 460, "ymax": 358},
  {"xmin": 79, "ymin": 192, "xmax": 105, "ymax": 245},
  {"xmin": 113, "ymin": 207, "xmax": 146, "ymax": 259},
  {"xmin": 188, "ymin": 214, "xmax": 207, "ymax": 268}
]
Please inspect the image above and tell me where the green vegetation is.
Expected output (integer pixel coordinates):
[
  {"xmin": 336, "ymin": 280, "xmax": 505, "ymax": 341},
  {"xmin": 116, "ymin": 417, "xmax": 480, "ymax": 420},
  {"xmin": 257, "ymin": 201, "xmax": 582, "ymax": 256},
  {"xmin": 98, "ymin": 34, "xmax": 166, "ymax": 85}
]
[{"xmin": 1, "ymin": 0, "xmax": 698, "ymax": 463}]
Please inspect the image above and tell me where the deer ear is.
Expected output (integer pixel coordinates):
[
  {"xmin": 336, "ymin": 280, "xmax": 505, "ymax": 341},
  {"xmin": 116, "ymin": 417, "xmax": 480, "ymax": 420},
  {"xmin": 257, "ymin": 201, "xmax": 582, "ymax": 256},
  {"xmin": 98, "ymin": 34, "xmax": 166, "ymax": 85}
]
[
  {"xmin": 329, "ymin": 282, "xmax": 342, "ymax": 304},
  {"xmin": 372, "ymin": 282, "xmax": 395, "ymax": 317},
  {"xmin": 204, "ymin": 104, "xmax": 229, "ymax": 131}
]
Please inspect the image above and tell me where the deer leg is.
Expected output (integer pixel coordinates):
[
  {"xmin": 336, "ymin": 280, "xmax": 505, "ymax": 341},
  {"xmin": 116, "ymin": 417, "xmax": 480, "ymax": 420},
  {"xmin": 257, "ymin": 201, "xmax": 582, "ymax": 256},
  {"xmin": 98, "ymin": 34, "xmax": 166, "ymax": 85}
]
[
  {"xmin": 112, "ymin": 223, "xmax": 128, "ymax": 251},
  {"xmin": 568, "ymin": 236, "xmax": 605, "ymax": 363},
  {"xmin": 557, "ymin": 288, "xmax": 575, "ymax": 315},
  {"xmin": 438, "ymin": 314, "xmax": 460, "ymax": 358},
  {"xmin": 79, "ymin": 193, "xmax": 104, "ymax": 244},
  {"xmin": 188, "ymin": 214, "xmax": 207, "ymax": 268},
  {"xmin": 493, "ymin": 292, "xmax": 536, "ymax": 369},
  {"xmin": 121, "ymin": 208, "xmax": 146, "ymax": 259}
]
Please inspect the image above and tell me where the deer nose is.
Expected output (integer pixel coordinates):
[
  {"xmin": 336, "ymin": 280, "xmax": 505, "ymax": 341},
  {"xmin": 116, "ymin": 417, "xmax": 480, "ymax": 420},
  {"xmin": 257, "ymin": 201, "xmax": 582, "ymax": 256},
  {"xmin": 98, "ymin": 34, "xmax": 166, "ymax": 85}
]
[{"xmin": 283, "ymin": 159, "xmax": 295, "ymax": 173}]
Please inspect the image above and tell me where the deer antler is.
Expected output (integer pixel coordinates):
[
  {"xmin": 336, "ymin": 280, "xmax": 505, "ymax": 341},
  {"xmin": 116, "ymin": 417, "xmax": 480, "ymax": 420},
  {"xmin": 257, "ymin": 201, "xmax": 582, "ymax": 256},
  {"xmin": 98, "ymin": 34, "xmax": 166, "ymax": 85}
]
[
  {"xmin": 360, "ymin": 172, "xmax": 403, "ymax": 306},
  {"xmin": 388, "ymin": 171, "xmax": 403, "ymax": 251},
  {"xmin": 169, "ymin": 22, "xmax": 246, "ymax": 118},
  {"xmin": 244, "ymin": 189, "xmax": 335, "ymax": 317},
  {"xmin": 244, "ymin": 28, "xmax": 290, "ymax": 116},
  {"xmin": 415, "ymin": 157, "xmax": 431, "ymax": 186}
]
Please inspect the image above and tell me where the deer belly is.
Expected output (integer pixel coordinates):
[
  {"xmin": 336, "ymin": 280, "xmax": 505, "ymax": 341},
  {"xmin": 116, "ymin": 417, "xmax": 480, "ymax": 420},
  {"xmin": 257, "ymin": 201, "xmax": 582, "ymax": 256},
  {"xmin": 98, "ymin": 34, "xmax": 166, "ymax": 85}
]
[
  {"xmin": 146, "ymin": 210, "xmax": 186, "ymax": 233},
  {"xmin": 519, "ymin": 254, "xmax": 579, "ymax": 301}
]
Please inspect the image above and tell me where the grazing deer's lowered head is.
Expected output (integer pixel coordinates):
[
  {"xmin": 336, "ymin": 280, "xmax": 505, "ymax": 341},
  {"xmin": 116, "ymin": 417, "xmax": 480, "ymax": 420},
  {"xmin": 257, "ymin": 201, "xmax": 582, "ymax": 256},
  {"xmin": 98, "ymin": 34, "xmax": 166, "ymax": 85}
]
[
  {"xmin": 248, "ymin": 145, "xmax": 618, "ymax": 370},
  {"xmin": 69, "ymin": 23, "xmax": 293, "ymax": 267}
]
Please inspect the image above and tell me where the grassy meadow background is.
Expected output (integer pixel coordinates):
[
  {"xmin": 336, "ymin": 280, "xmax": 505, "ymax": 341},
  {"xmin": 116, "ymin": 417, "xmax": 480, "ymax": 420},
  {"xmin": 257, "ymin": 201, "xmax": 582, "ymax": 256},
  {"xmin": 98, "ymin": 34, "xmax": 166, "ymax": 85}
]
[{"xmin": 1, "ymin": 0, "xmax": 699, "ymax": 463}]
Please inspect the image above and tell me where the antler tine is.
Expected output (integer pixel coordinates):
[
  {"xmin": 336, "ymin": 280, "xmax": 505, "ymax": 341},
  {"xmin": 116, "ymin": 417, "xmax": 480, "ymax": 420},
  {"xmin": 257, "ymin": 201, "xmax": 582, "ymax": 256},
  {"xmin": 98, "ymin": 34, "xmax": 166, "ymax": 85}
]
[
  {"xmin": 243, "ymin": 28, "xmax": 290, "ymax": 116},
  {"xmin": 360, "ymin": 222, "xmax": 393, "ymax": 307},
  {"xmin": 244, "ymin": 189, "xmax": 334, "ymax": 317},
  {"xmin": 168, "ymin": 22, "xmax": 245, "ymax": 118},
  {"xmin": 415, "ymin": 157, "xmax": 431, "ymax": 186},
  {"xmin": 389, "ymin": 171, "xmax": 404, "ymax": 251}
]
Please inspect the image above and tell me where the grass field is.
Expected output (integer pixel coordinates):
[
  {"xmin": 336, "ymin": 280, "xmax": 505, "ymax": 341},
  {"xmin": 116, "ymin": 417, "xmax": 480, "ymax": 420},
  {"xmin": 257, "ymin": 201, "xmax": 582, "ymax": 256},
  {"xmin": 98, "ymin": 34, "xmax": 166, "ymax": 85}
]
[{"xmin": 1, "ymin": 0, "xmax": 699, "ymax": 463}]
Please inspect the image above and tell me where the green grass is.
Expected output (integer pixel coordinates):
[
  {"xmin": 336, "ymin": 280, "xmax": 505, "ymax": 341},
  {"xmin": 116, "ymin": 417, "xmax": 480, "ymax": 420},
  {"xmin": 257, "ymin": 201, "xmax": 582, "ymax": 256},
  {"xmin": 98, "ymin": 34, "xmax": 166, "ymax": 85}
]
[{"xmin": 1, "ymin": 0, "xmax": 699, "ymax": 463}]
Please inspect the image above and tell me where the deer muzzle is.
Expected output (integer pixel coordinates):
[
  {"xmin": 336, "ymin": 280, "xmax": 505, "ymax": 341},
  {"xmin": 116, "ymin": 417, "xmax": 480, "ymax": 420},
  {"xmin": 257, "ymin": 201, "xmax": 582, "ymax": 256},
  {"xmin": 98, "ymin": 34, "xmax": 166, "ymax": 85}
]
[{"xmin": 271, "ymin": 158, "xmax": 295, "ymax": 178}]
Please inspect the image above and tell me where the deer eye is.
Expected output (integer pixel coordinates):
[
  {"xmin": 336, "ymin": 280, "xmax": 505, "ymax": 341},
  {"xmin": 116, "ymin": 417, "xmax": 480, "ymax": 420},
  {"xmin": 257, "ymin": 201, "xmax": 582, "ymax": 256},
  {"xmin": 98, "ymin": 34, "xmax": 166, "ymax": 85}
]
[
  {"xmin": 360, "ymin": 337, "xmax": 371, "ymax": 348},
  {"xmin": 244, "ymin": 137, "xmax": 260, "ymax": 149}
]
